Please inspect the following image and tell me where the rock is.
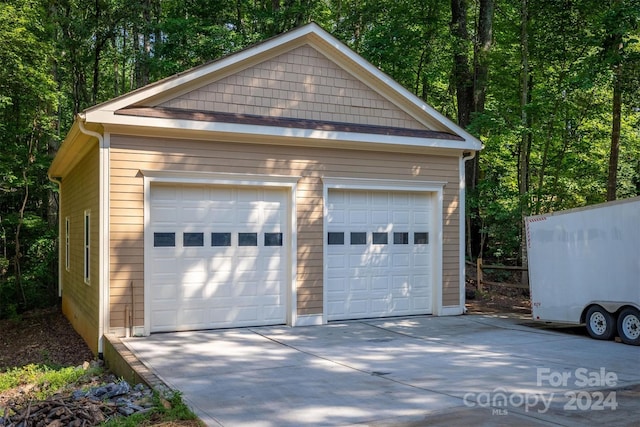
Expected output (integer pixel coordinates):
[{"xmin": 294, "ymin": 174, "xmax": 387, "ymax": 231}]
[
  {"xmin": 117, "ymin": 406, "xmax": 136, "ymax": 416},
  {"xmin": 2, "ymin": 379, "xmax": 159, "ymax": 426}
]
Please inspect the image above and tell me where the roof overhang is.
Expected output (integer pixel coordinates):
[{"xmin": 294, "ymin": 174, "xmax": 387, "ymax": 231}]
[{"xmin": 48, "ymin": 120, "xmax": 102, "ymax": 179}]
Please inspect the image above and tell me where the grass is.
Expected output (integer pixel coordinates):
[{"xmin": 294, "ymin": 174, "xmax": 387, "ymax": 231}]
[
  {"xmin": 0, "ymin": 364, "xmax": 202, "ymax": 426},
  {"xmin": 0, "ymin": 363, "xmax": 97, "ymax": 400},
  {"xmin": 102, "ymin": 391, "xmax": 202, "ymax": 427}
]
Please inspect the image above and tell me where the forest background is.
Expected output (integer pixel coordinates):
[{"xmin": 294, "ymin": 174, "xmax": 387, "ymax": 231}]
[{"xmin": 1, "ymin": 0, "xmax": 639, "ymax": 318}]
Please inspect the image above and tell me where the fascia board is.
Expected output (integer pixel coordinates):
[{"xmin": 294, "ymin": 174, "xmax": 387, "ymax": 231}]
[
  {"xmin": 48, "ymin": 120, "xmax": 99, "ymax": 178},
  {"xmin": 100, "ymin": 114, "xmax": 477, "ymax": 152}
]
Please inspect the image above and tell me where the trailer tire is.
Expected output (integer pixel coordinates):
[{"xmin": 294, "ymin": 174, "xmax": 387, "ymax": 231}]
[
  {"xmin": 585, "ymin": 306, "xmax": 615, "ymax": 340},
  {"xmin": 617, "ymin": 308, "xmax": 640, "ymax": 346}
]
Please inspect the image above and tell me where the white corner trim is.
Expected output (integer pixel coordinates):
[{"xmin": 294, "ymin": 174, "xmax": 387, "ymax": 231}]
[
  {"xmin": 459, "ymin": 153, "xmax": 475, "ymax": 313},
  {"xmin": 100, "ymin": 133, "xmax": 111, "ymax": 351}
]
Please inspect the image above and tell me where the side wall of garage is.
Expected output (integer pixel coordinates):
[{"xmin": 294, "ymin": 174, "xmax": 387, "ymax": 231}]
[
  {"xmin": 59, "ymin": 142, "xmax": 101, "ymax": 353},
  {"xmin": 107, "ymin": 134, "xmax": 461, "ymax": 332}
]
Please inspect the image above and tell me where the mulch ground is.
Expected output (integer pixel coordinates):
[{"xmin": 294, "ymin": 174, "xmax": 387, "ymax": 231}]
[{"xmin": 0, "ymin": 307, "xmax": 95, "ymax": 371}]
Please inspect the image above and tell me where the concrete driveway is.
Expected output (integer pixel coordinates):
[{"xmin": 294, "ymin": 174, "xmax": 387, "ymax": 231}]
[{"xmin": 123, "ymin": 315, "xmax": 640, "ymax": 426}]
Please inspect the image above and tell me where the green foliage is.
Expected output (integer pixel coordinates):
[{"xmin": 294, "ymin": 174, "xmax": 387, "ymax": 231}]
[
  {"xmin": 101, "ymin": 390, "xmax": 199, "ymax": 427},
  {"xmin": 1, "ymin": 0, "xmax": 640, "ymax": 309},
  {"xmin": 0, "ymin": 364, "xmax": 97, "ymax": 400}
]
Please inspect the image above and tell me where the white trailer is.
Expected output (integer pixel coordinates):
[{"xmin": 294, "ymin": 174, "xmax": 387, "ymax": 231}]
[{"xmin": 525, "ymin": 196, "xmax": 640, "ymax": 345}]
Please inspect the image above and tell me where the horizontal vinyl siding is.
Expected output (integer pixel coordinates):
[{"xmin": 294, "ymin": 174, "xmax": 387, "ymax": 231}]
[
  {"xmin": 109, "ymin": 135, "xmax": 461, "ymax": 328},
  {"xmin": 60, "ymin": 143, "xmax": 101, "ymax": 353}
]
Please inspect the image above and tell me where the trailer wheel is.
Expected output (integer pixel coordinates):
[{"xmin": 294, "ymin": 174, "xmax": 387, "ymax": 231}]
[
  {"xmin": 585, "ymin": 306, "xmax": 615, "ymax": 340},
  {"xmin": 617, "ymin": 308, "xmax": 640, "ymax": 346}
]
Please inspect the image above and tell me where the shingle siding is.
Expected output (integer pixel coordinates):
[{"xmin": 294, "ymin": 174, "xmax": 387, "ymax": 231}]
[{"xmin": 160, "ymin": 45, "xmax": 428, "ymax": 131}]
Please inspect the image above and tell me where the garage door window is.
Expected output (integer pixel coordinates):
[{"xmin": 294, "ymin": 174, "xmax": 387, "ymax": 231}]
[
  {"xmin": 350, "ymin": 232, "xmax": 367, "ymax": 245},
  {"xmin": 328, "ymin": 232, "xmax": 344, "ymax": 245},
  {"xmin": 211, "ymin": 232, "xmax": 231, "ymax": 246},
  {"xmin": 414, "ymin": 232, "xmax": 429, "ymax": 244},
  {"xmin": 239, "ymin": 232, "xmax": 258, "ymax": 246},
  {"xmin": 154, "ymin": 232, "xmax": 176, "ymax": 247},
  {"xmin": 264, "ymin": 232, "xmax": 283, "ymax": 246},
  {"xmin": 372, "ymin": 232, "xmax": 388, "ymax": 245},
  {"xmin": 393, "ymin": 232, "xmax": 409, "ymax": 244},
  {"xmin": 184, "ymin": 232, "xmax": 204, "ymax": 246}
]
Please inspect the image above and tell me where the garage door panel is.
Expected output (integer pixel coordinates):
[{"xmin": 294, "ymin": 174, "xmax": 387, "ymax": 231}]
[
  {"xmin": 348, "ymin": 277, "xmax": 367, "ymax": 291},
  {"xmin": 413, "ymin": 253, "xmax": 430, "ymax": 266},
  {"xmin": 152, "ymin": 311, "xmax": 177, "ymax": 329},
  {"xmin": 182, "ymin": 282, "xmax": 206, "ymax": 299},
  {"xmin": 328, "ymin": 210, "xmax": 345, "ymax": 224},
  {"xmin": 327, "ymin": 254, "xmax": 345, "ymax": 268},
  {"xmin": 152, "ymin": 284, "xmax": 179, "ymax": 302},
  {"xmin": 327, "ymin": 189, "xmax": 432, "ymax": 321},
  {"xmin": 391, "ymin": 298, "xmax": 410, "ymax": 312},
  {"xmin": 346, "ymin": 299, "xmax": 368, "ymax": 315},
  {"xmin": 392, "ymin": 211, "xmax": 410, "ymax": 224},
  {"xmin": 236, "ymin": 282, "xmax": 258, "ymax": 297},
  {"xmin": 149, "ymin": 184, "xmax": 288, "ymax": 332},
  {"xmin": 371, "ymin": 276, "xmax": 390, "ymax": 290},
  {"xmin": 152, "ymin": 206, "xmax": 179, "ymax": 224},
  {"xmin": 211, "ymin": 209, "xmax": 235, "ymax": 225},
  {"xmin": 349, "ymin": 210, "xmax": 368, "ymax": 224},
  {"xmin": 151, "ymin": 186, "xmax": 177, "ymax": 200},
  {"xmin": 326, "ymin": 277, "xmax": 346, "ymax": 293},
  {"xmin": 237, "ymin": 188, "xmax": 259, "ymax": 201},
  {"xmin": 371, "ymin": 210, "xmax": 390, "ymax": 224},
  {"xmin": 180, "ymin": 204, "xmax": 208, "ymax": 220},
  {"xmin": 180, "ymin": 308, "xmax": 206, "ymax": 325},
  {"xmin": 393, "ymin": 193, "xmax": 410, "ymax": 204},
  {"xmin": 392, "ymin": 253, "xmax": 410, "ymax": 267},
  {"xmin": 236, "ymin": 208, "xmax": 261, "ymax": 225},
  {"xmin": 210, "ymin": 255, "xmax": 234, "ymax": 272},
  {"xmin": 210, "ymin": 188, "xmax": 233, "ymax": 200}
]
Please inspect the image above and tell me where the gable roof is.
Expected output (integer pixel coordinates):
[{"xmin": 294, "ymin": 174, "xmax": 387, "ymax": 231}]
[{"xmin": 58, "ymin": 23, "xmax": 481, "ymax": 175}]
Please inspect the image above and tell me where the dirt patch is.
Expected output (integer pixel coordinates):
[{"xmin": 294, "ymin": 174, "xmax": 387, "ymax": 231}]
[
  {"xmin": 0, "ymin": 308, "xmax": 201, "ymax": 426},
  {"xmin": 0, "ymin": 307, "xmax": 94, "ymax": 371},
  {"xmin": 464, "ymin": 279, "xmax": 532, "ymax": 315}
]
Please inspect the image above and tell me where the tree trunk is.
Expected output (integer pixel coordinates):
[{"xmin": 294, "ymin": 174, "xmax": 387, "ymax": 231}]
[
  {"xmin": 450, "ymin": 0, "xmax": 473, "ymax": 128},
  {"xmin": 473, "ymin": 0, "xmax": 493, "ymax": 114},
  {"xmin": 451, "ymin": 0, "xmax": 494, "ymax": 260}
]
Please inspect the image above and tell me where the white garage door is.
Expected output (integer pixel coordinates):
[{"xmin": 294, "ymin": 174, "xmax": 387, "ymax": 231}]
[
  {"xmin": 148, "ymin": 184, "xmax": 287, "ymax": 332},
  {"xmin": 326, "ymin": 189, "xmax": 432, "ymax": 320}
]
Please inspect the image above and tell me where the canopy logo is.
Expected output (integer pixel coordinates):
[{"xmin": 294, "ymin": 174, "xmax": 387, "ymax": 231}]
[{"xmin": 463, "ymin": 367, "xmax": 618, "ymax": 415}]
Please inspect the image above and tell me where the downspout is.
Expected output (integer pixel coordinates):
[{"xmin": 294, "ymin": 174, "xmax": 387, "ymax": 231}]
[
  {"xmin": 460, "ymin": 151, "xmax": 477, "ymax": 313},
  {"xmin": 77, "ymin": 115, "xmax": 107, "ymax": 356}
]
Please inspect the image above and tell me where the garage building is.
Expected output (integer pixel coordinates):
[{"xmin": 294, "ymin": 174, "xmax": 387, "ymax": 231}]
[{"xmin": 48, "ymin": 23, "xmax": 482, "ymax": 354}]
